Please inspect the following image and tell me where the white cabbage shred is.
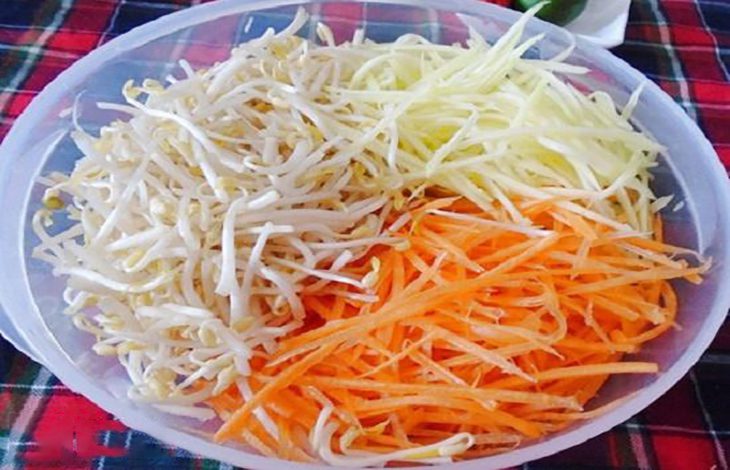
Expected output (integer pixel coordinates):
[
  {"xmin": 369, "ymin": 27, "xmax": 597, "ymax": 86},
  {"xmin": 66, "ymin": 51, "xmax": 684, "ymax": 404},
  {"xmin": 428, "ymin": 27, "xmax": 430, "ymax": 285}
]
[{"xmin": 33, "ymin": 5, "xmax": 662, "ymax": 465}]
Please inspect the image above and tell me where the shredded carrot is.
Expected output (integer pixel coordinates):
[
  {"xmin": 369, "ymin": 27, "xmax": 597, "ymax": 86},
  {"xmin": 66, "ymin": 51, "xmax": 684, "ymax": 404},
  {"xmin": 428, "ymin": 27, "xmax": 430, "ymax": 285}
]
[{"xmin": 203, "ymin": 197, "xmax": 708, "ymax": 463}]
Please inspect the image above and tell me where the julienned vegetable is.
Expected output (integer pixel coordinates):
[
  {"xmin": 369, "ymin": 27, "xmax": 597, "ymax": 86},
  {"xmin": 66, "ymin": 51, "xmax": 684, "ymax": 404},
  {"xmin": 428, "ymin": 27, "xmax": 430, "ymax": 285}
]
[
  {"xmin": 208, "ymin": 198, "xmax": 705, "ymax": 465},
  {"xmin": 32, "ymin": 5, "xmax": 707, "ymax": 466}
]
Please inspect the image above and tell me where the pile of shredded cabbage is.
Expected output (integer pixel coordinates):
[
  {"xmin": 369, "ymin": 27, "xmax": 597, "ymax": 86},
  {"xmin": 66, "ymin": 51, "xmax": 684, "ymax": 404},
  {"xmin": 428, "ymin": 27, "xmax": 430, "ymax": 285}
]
[{"xmin": 33, "ymin": 6, "xmax": 666, "ymax": 465}]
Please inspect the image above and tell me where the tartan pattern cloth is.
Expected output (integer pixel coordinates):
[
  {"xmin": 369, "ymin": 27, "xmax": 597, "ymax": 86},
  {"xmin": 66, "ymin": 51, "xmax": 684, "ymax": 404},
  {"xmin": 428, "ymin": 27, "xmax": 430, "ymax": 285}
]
[{"xmin": 1, "ymin": 0, "xmax": 729, "ymax": 468}]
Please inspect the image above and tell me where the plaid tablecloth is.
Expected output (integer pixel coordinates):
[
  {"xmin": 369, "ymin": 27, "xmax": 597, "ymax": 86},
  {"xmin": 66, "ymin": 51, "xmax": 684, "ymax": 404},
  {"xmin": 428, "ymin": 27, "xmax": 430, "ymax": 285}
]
[{"xmin": 1, "ymin": 0, "xmax": 729, "ymax": 469}]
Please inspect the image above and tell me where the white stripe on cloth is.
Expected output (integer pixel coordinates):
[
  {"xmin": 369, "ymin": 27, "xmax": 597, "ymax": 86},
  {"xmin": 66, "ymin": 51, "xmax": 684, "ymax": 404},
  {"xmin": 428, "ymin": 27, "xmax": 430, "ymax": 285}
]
[
  {"xmin": 689, "ymin": 370, "xmax": 729, "ymax": 469},
  {"xmin": 625, "ymin": 422, "xmax": 730, "ymax": 437},
  {"xmin": 97, "ymin": 0, "xmax": 125, "ymax": 48},
  {"xmin": 646, "ymin": 0, "xmax": 697, "ymax": 121},
  {"xmin": 696, "ymin": 1, "xmax": 730, "ymax": 81},
  {"xmin": 0, "ymin": 367, "xmax": 55, "ymax": 469},
  {"xmin": 96, "ymin": 430, "xmax": 112, "ymax": 470},
  {"xmin": 0, "ymin": 383, "xmax": 66, "ymax": 391},
  {"xmin": 628, "ymin": 419, "xmax": 653, "ymax": 470},
  {"xmin": 0, "ymin": 0, "xmax": 73, "ymax": 113}
]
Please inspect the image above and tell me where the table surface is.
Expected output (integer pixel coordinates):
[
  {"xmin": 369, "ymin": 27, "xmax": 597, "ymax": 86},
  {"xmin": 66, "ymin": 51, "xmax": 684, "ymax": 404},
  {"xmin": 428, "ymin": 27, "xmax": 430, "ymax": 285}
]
[{"xmin": 1, "ymin": 0, "xmax": 729, "ymax": 469}]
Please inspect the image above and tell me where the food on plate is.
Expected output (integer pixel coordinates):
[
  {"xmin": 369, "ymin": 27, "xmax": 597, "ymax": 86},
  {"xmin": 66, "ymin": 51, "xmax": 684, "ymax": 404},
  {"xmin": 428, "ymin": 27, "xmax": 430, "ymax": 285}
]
[{"xmin": 33, "ymin": 6, "xmax": 708, "ymax": 466}]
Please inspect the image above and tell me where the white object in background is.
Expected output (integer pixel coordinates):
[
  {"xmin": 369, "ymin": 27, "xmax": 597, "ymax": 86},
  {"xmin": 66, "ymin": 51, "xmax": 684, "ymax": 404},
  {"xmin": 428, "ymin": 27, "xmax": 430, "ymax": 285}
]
[{"xmin": 566, "ymin": 0, "xmax": 632, "ymax": 48}]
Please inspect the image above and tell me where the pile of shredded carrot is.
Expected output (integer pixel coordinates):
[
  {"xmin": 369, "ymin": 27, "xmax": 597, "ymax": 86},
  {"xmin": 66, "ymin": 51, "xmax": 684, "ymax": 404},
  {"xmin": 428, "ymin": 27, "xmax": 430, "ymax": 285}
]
[{"xmin": 204, "ymin": 197, "xmax": 707, "ymax": 465}]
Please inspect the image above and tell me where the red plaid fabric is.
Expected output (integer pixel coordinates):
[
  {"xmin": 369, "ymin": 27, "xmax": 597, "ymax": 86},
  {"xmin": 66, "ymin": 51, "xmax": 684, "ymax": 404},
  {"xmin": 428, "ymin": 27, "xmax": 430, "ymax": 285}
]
[{"xmin": 0, "ymin": 1, "xmax": 729, "ymax": 469}]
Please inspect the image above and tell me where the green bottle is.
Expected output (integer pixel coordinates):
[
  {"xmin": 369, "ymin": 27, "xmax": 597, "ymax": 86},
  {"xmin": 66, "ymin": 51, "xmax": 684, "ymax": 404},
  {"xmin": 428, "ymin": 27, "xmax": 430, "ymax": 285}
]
[{"xmin": 515, "ymin": 0, "xmax": 588, "ymax": 26}]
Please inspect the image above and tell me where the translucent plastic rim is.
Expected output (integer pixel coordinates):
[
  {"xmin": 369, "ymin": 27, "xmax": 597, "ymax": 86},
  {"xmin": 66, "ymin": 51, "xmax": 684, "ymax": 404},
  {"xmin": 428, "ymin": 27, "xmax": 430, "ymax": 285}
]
[
  {"xmin": 1, "ymin": 0, "xmax": 729, "ymax": 468},
  {"xmin": 0, "ymin": 306, "xmax": 44, "ymax": 363}
]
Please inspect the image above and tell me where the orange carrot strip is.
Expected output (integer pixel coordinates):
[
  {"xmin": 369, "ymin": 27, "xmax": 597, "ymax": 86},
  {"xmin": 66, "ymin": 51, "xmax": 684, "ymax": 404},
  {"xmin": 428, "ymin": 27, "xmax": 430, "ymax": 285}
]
[{"xmin": 215, "ymin": 343, "xmax": 336, "ymax": 441}]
